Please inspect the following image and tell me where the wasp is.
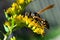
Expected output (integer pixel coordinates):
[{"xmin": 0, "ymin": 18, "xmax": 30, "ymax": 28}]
[{"xmin": 24, "ymin": 4, "xmax": 54, "ymax": 29}]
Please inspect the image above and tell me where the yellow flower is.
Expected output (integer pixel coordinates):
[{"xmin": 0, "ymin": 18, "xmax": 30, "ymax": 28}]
[
  {"xmin": 28, "ymin": 20, "xmax": 36, "ymax": 27},
  {"xmin": 32, "ymin": 26, "xmax": 36, "ymax": 30},
  {"xmin": 15, "ymin": 15, "xmax": 23, "ymax": 21},
  {"xmin": 39, "ymin": 28, "xmax": 45, "ymax": 35},
  {"xmin": 34, "ymin": 28, "xmax": 40, "ymax": 34},
  {"xmin": 27, "ymin": 19, "xmax": 31, "ymax": 23},
  {"xmin": 6, "ymin": 7, "xmax": 12, "ymax": 14},
  {"xmin": 12, "ymin": 3, "xmax": 19, "ymax": 10},
  {"xmin": 34, "ymin": 27, "xmax": 45, "ymax": 35},
  {"xmin": 27, "ymin": 18, "xmax": 33, "ymax": 23},
  {"xmin": 4, "ymin": 21, "xmax": 10, "ymax": 27},
  {"xmin": 13, "ymin": 15, "xmax": 17, "ymax": 18},
  {"xmin": 23, "ymin": 16, "xmax": 29, "ymax": 24},
  {"xmin": 17, "ymin": 0, "xmax": 24, "ymax": 4},
  {"xmin": 28, "ymin": 0, "xmax": 32, "ymax": 3},
  {"xmin": 34, "ymin": 23, "xmax": 39, "ymax": 27},
  {"xmin": 11, "ymin": 3, "xmax": 17, "ymax": 12},
  {"xmin": 12, "ymin": 3, "xmax": 18, "ymax": 7},
  {"xmin": 11, "ymin": 7, "xmax": 15, "ymax": 12}
]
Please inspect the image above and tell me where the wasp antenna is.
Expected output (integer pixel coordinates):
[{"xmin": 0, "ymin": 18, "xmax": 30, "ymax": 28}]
[{"xmin": 37, "ymin": 4, "xmax": 54, "ymax": 14}]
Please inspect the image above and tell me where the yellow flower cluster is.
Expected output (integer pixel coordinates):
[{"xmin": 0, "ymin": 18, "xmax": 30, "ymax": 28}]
[
  {"xmin": 4, "ymin": 21, "xmax": 10, "ymax": 27},
  {"xmin": 4, "ymin": 13, "xmax": 45, "ymax": 35},
  {"xmin": 16, "ymin": 0, "xmax": 24, "ymax": 4},
  {"xmin": 13, "ymin": 14, "xmax": 45, "ymax": 35},
  {"xmin": 4, "ymin": 0, "xmax": 45, "ymax": 36},
  {"xmin": 6, "ymin": 2, "xmax": 21, "ymax": 15},
  {"xmin": 5, "ymin": 0, "xmax": 32, "ymax": 16}
]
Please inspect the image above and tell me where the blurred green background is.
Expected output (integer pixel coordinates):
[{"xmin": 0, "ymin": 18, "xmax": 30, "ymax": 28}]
[{"xmin": 0, "ymin": 0, "xmax": 60, "ymax": 40}]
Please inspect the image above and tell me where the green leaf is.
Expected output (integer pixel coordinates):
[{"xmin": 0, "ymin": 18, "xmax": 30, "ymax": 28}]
[
  {"xmin": 10, "ymin": 36, "xmax": 16, "ymax": 40},
  {"xmin": 4, "ymin": 25, "xmax": 9, "ymax": 33}
]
